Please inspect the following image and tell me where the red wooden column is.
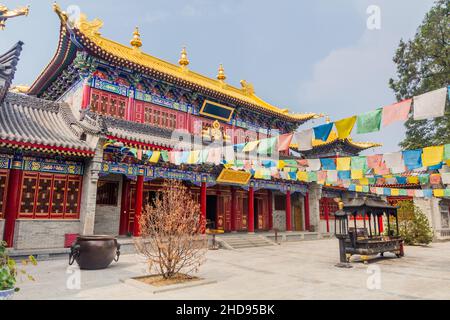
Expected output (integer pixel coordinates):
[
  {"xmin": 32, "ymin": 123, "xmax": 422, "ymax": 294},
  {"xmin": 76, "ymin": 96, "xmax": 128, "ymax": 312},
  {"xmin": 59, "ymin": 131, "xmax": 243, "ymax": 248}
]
[
  {"xmin": 119, "ymin": 176, "xmax": 130, "ymax": 236},
  {"xmin": 325, "ymin": 199, "xmax": 330, "ymax": 233},
  {"xmin": 200, "ymin": 182, "xmax": 207, "ymax": 233},
  {"xmin": 304, "ymin": 192, "xmax": 310, "ymax": 231},
  {"xmin": 247, "ymin": 186, "xmax": 255, "ymax": 233},
  {"xmin": 3, "ymin": 168, "xmax": 23, "ymax": 247},
  {"xmin": 286, "ymin": 190, "xmax": 292, "ymax": 232},
  {"xmin": 81, "ymin": 78, "xmax": 91, "ymax": 110},
  {"xmin": 268, "ymin": 190, "xmax": 273, "ymax": 230},
  {"xmin": 230, "ymin": 187, "xmax": 237, "ymax": 232},
  {"xmin": 133, "ymin": 175, "xmax": 144, "ymax": 237}
]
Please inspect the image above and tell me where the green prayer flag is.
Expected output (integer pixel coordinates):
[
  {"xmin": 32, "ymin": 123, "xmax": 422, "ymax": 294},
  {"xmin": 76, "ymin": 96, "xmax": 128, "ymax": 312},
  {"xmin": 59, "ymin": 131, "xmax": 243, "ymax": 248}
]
[
  {"xmin": 419, "ymin": 174, "xmax": 430, "ymax": 185},
  {"xmin": 235, "ymin": 160, "xmax": 244, "ymax": 168},
  {"xmin": 444, "ymin": 144, "xmax": 450, "ymax": 160},
  {"xmin": 351, "ymin": 156, "xmax": 367, "ymax": 170},
  {"xmin": 399, "ymin": 189, "xmax": 408, "ymax": 196},
  {"xmin": 308, "ymin": 172, "xmax": 318, "ymax": 182},
  {"xmin": 161, "ymin": 150, "xmax": 169, "ymax": 162},
  {"xmin": 257, "ymin": 137, "xmax": 277, "ymax": 155},
  {"xmin": 356, "ymin": 108, "xmax": 382, "ymax": 134},
  {"xmin": 283, "ymin": 160, "xmax": 298, "ymax": 167},
  {"xmin": 445, "ymin": 189, "xmax": 450, "ymax": 197}
]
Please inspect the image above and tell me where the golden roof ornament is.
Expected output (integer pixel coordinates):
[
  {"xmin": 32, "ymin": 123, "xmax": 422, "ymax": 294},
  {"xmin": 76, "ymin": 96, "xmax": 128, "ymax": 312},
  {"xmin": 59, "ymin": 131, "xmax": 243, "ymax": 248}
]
[
  {"xmin": 178, "ymin": 46, "xmax": 189, "ymax": 69},
  {"xmin": 130, "ymin": 26, "xmax": 142, "ymax": 50},
  {"xmin": 217, "ymin": 64, "xmax": 226, "ymax": 82},
  {"xmin": 240, "ymin": 80, "xmax": 255, "ymax": 96},
  {"xmin": 10, "ymin": 85, "xmax": 29, "ymax": 94},
  {"xmin": 0, "ymin": 3, "xmax": 29, "ymax": 30}
]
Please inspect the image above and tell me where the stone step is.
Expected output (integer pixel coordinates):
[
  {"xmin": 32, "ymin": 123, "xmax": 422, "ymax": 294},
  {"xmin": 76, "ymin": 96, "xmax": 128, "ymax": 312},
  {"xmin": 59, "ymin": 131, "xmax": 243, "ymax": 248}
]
[{"xmin": 217, "ymin": 234, "xmax": 276, "ymax": 250}]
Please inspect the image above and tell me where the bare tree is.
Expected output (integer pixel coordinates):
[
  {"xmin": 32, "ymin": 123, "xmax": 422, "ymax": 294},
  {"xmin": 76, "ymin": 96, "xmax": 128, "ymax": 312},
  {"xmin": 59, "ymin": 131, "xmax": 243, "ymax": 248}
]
[{"xmin": 135, "ymin": 179, "xmax": 207, "ymax": 279}]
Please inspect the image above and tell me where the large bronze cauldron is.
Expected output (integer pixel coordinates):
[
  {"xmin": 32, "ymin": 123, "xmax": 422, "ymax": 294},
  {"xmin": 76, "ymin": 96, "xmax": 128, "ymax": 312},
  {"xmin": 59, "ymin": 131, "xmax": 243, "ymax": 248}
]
[{"xmin": 69, "ymin": 235, "xmax": 121, "ymax": 270}]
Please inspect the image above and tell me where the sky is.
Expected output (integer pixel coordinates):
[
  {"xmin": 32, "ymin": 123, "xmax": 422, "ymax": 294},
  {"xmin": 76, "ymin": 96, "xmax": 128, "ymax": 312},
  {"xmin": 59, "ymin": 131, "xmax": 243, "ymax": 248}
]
[{"xmin": 0, "ymin": 0, "xmax": 436, "ymax": 154}]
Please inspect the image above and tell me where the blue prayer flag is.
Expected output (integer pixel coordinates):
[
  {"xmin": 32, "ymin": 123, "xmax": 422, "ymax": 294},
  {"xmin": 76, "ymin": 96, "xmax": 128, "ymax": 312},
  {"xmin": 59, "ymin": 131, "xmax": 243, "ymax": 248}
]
[
  {"xmin": 313, "ymin": 123, "xmax": 333, "ymax": 142},
  {"xmin": 338, "ymin": 171, "xmax": 351, "ymax": 180},
  {"xmin": 403, "ymin": 149, "xmax": 422, "ymax": 170},
  {"xmin": 320, "ymin": 158, "xmax": 337, "ymax": 170}
]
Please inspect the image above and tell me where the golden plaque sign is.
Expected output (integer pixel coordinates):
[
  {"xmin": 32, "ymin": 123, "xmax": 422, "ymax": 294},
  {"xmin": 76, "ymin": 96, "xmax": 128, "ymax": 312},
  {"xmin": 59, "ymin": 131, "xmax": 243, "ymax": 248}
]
[{"xmin": 216, "ymin": 169, "xmax": 252, "ymax": 185}]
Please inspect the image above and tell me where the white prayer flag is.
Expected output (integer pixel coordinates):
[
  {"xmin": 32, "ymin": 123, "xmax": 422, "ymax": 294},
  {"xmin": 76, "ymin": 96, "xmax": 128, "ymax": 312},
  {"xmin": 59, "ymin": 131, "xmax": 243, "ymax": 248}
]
[
  {"xmin": 413, "ymin": 87, "xmax": 447, "ymax": 120},
  {"xmin": 293, "ymin": 129, "xmax": 313, "ymax": 151},
  {"xmin": 306, "ymin": 159, "xmax": 321, "ymax": 171}
]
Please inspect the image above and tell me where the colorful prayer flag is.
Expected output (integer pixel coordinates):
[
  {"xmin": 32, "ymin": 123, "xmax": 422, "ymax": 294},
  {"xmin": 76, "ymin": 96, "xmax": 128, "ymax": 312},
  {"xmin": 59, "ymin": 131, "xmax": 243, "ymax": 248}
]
[
  {"xmin": 444, "ymin": 144, "xmax": 450, "ymax": 160},
  {"xmin": 403, "ymin": 150, "xmax": 423, "ymax": 170},
  {"xmin": 413, "ymin": 87, "xmax": 447, "ymax": 120},
  {"xmin": 258, "ymin": 137, "xmax": 277, "ymax": 155},
  {"xmin": 335, "ymin": 116, "xmax": 357, "ymax": 140},
  {"xmin": 313, "ymin": 123, "xmax": 333, "ymax": 141},
  {"xmin": 149, "ymin": 151, "xmax": 161, "ymax": 164},
  {"xmin": 277, "ymin": 134, "xmax": 294, "ymax": 152},
  {"xmin": 422, "ymin": 146, "xmax": 444, "ymax": 167},
  {"xmin": 382, "ymin": 99, "xmax": 412, "ymax": 126},
  {"xmin": 351, "ymin": 156, "xmax": 367, "ymax": 170},
  {"xmin": 293, "ymin": 130, "xmax": 313, "ymax": 151},
  {"xmin": 242, "ymin": 140, "xmax": 259, "ymax": 152},
  {"xmin": 320, "ymin": 158, "xmax": 336, "ymax": 170},
  {"xmin": 356, "ymin": 108, "xmax": 382, "ymax": 134},
  {"xmin": 337, "ymin": 157, "xmax": 351, "ymax": 171},
  {"xmin": 351, "ymin": 169, "xmax": 363, "ymax": 180}
]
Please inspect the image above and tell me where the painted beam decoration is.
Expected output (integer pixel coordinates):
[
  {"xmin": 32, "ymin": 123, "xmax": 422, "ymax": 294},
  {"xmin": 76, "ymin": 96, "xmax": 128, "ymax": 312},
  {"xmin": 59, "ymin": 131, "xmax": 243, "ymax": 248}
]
[{"xmin": 22, "ymin": 157, "xmax": 84, "ymax": 175}]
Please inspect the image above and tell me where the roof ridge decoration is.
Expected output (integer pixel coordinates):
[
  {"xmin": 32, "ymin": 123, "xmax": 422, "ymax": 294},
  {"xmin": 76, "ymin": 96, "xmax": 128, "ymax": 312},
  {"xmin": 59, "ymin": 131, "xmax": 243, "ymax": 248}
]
[
  {"xmin": 0, "ymin": 4, "xmax": 29, "ymax": 30},
  {"xmin": 0, "ymin": 41, "xmax": 23, "ymax": 103},
  {"xmin": 33, "ymin": 3, "xmax": 322, "ymax": 124}
]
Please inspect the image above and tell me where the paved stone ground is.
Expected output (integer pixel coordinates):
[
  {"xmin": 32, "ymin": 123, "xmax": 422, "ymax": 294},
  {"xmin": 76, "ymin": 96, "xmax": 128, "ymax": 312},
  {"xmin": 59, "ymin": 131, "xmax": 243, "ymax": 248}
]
[{"xmin": 13, "ymin": 239, "xmax": 450, "ymax": 300}]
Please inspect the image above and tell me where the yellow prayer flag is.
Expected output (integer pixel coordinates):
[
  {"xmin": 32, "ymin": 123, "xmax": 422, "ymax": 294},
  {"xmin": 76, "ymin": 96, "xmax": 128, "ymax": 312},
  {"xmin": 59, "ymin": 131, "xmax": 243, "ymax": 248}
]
[
  {"xmin": 422, "ymin": 146, "xmax": 444, "ymax": 167},
  {"xmin": 337, "ymin": 157, "xmax": 351, "ymax": 171},
  {"xmin": 433, "ymin": 189, "xmax": 445, "ymax": 197},
  {"xmin": 224, "ymin": 163, "xmax": 234, "ymax": 169},
  {"xmin": 391, "ymin": 189, "xmax": 400, "ymax": 196},
  {"xmin": 187, "ymin": 150, "xmax": 200, "ymax": 164},
  {"xmin": 351, "ymin": 169, "xmax": 363, "ymax": 179},
  {"xmin": 359, "ymin": 178, "xmax": 369, "ymax": 186},
  {"xmin": 355, "ymin": 185, "xmax": 363, "ymax": 192},
  {"xmin": 254, "ymin": 169, "xmax": 263, "ymax": 179},
  {"xmin": 335, "ymin": 116, "xmax": 357, "ymax": 140},
  {"xmin": 242, "ymin": 140, "xmax": 260, "ymax": 152},
  {"xmin": 149, "ymin": 151, "xmax": 161, "ymax": 163},
  {"xmin": 297, "ymin": 171, "xmax": 308, "ymax": 182},
  {"xmin": 277, "ymin": 160, "xmax": 286, "ymax": 170},
  {"xmin": 407, "ymin": 176, "xmax": 419, "ymax": 184}
]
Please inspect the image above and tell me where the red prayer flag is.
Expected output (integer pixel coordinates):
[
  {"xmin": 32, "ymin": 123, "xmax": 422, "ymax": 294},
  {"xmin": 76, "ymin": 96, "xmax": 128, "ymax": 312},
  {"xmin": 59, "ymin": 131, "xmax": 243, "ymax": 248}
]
[
  {"xmin": 382, "ymin": 99, "xmax": 412, "ymax": 127},
  {"xmin": 277, "ymin": 134, "xmax": 294, "ymax": 152}
]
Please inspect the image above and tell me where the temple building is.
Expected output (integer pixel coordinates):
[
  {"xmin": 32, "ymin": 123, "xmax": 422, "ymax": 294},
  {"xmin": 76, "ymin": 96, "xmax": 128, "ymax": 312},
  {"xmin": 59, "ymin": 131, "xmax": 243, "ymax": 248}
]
[
  {"xmin": 3, "ymin": 5, "xmax": 445, "ymax": 252},
  {"xmin": 0, "ymin": 5, "xmax": 322, "ymax": 250}
]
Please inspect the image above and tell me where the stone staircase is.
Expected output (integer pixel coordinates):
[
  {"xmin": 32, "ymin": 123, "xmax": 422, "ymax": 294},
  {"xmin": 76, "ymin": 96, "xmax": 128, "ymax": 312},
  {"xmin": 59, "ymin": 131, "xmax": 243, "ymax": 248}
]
[{"xmin": 216, "ymin": 233, "xmax": 277, "ymax": 250}]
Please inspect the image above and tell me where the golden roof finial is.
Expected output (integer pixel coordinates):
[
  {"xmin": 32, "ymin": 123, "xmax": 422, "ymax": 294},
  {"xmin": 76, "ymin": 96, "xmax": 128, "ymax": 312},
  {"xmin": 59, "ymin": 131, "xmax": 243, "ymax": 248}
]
[
  {"xmin": 130, "ymin": 26, "xmax": 142, "ymax": 50},
  {"xmin": 217, "ymin": 63, "xmax": 226, "ymax": 82},
  {"xmin": 0, "ymin": 3, "xmax": 30, "ymax": 30},
  {"xmin": 325, "ymin": 115, "xmax": 331, "ymax": 124},
  {"xmin": 178, "ymin": 46, "xmax": 189, "ymax": 69}
]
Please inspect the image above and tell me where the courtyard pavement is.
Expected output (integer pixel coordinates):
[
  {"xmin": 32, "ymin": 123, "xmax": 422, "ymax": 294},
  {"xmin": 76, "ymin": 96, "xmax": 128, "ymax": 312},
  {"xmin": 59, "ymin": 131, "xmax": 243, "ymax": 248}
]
[{"xmin": 13, "ymin": 239, "xmax": 450, "ymax": 300}]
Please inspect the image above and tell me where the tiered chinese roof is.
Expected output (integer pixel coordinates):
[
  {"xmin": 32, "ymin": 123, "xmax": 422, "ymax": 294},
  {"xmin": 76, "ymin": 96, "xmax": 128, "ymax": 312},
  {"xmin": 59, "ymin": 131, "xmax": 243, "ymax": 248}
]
[
  {"xmin": 28, "ymin": 4, "xmax": 321, "ymax": 125},
  {"xmin": 0, "ymin": 41, "xmax": 22, "ymax": 103},
  {"xmin": 291, "ymin": 130, "xmax": 382, "ymax": 158},
  {"xmin": 0, "ymin": 92, "xmax": 97, "ymax": 156}
]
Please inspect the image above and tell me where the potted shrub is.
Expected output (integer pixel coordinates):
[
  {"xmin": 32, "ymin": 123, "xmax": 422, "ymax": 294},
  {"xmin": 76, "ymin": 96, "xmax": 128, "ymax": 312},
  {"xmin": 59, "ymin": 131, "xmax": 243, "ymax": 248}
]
[{"xmin": 0, "ymin": 241, "xmax": 37, "ymax": 300}]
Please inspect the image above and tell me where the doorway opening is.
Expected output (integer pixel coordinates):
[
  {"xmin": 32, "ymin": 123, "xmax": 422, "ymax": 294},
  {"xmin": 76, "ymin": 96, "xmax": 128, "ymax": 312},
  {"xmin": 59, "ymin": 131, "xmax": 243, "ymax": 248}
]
[
  {"xmin": 254, "ymin": 198, "xmax": 259, "ymax": 231},
  {"xmin": 206, "ymin": 195, "xmax": 218, "ymax": 229}
]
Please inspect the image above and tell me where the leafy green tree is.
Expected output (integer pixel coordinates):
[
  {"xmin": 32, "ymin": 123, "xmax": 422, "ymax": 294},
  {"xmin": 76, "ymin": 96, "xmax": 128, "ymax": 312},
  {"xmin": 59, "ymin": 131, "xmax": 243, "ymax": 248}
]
[
  {"xmin": 391, "ymin": 201, "xmax": 434, "ymax": 245},
  {"xmin": 389, "ymin": 0, "xmax": 449, "ymax": 150}
]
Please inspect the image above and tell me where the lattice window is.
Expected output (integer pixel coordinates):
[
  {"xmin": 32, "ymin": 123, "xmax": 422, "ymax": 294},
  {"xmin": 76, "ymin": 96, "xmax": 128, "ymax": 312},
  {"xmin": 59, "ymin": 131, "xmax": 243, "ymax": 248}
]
[
  {"xmin": 51, "ymin": 176, "xmax": 67, "ymax": 216},
  {"xmin": 319, "ymin": 198, "xmax": 338, "ymax": 220},
  {"xmin": 91, "ymin": 93, "xmax": 99, "ymax": 113},
  {"xmin": 65, "ymin": 177, "xmax": 82, "ymax": 217},
  {"xmin": 35, "ymin": 174, "xmax": 52, "ymax": 218},
  {"xmin": 18, "ymin": 172, "xmax": 82, "ymax": 219},
  {"xmin": 0, "ymin": 170, "xmax": 8, "ymax": 218},
  {"xmin": 100, "ymin": 95, "xmax": 108, "ymax": 114},
  {"xmin": 19, "ymin": 173, "xmax": 38, "ymax": 218}
]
